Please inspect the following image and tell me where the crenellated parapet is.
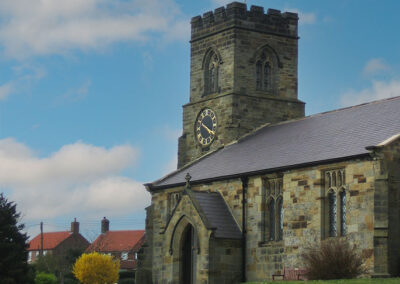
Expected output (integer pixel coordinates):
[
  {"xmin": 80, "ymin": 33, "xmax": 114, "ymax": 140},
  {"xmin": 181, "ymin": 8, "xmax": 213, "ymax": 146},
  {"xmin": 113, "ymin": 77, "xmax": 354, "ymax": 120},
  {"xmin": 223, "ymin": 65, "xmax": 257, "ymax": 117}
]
[{"xmin": 191, "ymin": 2, "xmax": 298, "ymax": 41}]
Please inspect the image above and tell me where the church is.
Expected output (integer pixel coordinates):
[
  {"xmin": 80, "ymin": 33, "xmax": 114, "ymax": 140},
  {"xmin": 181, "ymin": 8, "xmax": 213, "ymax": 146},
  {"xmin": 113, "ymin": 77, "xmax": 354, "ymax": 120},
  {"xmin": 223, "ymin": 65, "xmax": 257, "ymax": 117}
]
[{"xmin": 136, "ymin": 2, "xmax": 400, "ymax": 283}]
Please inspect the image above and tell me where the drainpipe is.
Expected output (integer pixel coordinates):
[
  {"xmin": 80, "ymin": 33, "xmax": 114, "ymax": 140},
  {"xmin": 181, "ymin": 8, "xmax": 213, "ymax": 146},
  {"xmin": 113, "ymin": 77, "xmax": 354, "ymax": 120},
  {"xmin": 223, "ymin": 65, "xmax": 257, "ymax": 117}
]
[{"xmin": 241, "ymin": 176, "xmax": 248, "ymax": 283}]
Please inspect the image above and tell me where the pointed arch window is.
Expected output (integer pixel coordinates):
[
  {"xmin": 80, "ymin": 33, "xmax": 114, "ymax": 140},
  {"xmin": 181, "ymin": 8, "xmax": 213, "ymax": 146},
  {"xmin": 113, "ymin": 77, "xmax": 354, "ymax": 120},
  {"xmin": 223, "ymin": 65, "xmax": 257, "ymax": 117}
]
[
  {"xmin": 277, "ymin": 196, "xmax": 283, "ymax": 241},
  {"xmin": 328, "ymin": 191, "xmax": 337, "ymax": 237},
  {"xmin": 204, "ymin": 51, "xmax": 220, "ymax": 95},
  {"xmin": 255, "ymin": 51, "xmax": 273, "ymax": 92},
  {"xmin": 262, "ymin": 177, "xmax": 283, "ymax": 242},
  {"xmin": 340, "ymin": 189, "xmax": 347, "ymax": 236},
  {"xmin": 324, "ymin": 169, "xmax": 347, "ymax": 238}
]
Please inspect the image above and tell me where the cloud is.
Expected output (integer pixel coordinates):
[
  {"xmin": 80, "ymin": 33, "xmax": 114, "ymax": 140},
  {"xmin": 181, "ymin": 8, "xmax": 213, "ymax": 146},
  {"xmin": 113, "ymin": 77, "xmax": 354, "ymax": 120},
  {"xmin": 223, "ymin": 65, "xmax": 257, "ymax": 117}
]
[
  {"xmin": 0, "ymin": 64, "xmax": 47, "ymax": 101},
  {"xmin": 0, "ymin": 83, "xmax": 13, "ymax": 100},
  {"xmin": 53, "ymin": 80, "xmax": 92, "ymax": 105},
  {"xmin": 340, "ymin": 79, "xmax": 400, "ymax": 107},
  {"xmin": 285, "ymin": 7, "xmax": 316, "ymax": 25},
  {"xmin": 0, "ymin": 138, "xmax": 150, "ymax": 221},
  {"xmin": 0, "ymin": 0, "xmax": 190, "ymax": 59},
  {"xmin": 362, "ymin": 58, "xmax": 390, "ymax": 76}
]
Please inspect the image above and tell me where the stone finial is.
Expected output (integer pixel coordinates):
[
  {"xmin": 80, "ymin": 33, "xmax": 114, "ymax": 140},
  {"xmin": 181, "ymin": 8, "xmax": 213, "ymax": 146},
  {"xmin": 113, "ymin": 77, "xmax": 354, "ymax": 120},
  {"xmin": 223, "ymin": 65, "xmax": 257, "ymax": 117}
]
[{"xmin": 185, "ymin": 173, "xmax": 192, "ymax": 188}]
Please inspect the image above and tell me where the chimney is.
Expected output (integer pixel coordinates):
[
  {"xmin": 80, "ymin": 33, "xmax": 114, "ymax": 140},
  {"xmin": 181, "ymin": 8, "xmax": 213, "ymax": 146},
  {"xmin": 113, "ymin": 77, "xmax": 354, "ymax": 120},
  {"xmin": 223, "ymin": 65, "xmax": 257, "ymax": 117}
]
[
  {"xmin": 101, "ymin": 217, "xmax": 109, "ymax": 234},
  {"xmin": 71, "ymin": 218, "xmax": 79, "ymax": 234}
]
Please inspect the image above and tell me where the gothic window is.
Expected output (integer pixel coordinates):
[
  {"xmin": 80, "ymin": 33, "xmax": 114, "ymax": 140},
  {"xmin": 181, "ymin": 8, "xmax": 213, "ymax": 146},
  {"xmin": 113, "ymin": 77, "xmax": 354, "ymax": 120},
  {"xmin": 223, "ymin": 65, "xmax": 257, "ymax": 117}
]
[
  {"xmin": 268, "ymin": 198, "xmax": 275, "ymax": 240},
  {"xmin": 328, "ymin": 191, "xmax": 337, "ymax": 237},
  {"xmin": 324, "ymin": 169, "xmax": 346, "ymax": 238},
  {"xmin": 255, "ymin": 51, "xmax": 273, "ymax": 92},
  {"xmin": 277, "ymin": 196, "xmax": 283, "ymax": 241},
  {"xmin": 340, "ymin": 189, "xmax": 347, "ymax": 236},
  {"xmin": 264, "ymin": 62, "xmax": 271, "ymax": 90},
  {"xmin": 204, "ymin": 51, "xmax": 220, "ymax": 95},
  {"xmin": 262, "ymin": 177, "xmax": 283, "ymax": 242}
]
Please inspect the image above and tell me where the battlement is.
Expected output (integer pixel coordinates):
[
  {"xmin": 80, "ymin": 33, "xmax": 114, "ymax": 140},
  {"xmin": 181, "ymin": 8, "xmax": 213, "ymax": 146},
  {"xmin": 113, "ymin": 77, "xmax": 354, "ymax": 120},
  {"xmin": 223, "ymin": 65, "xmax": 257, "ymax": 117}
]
[{"xmin": 191, "ymin": 2, "xmax": 298, "ymax": 41}]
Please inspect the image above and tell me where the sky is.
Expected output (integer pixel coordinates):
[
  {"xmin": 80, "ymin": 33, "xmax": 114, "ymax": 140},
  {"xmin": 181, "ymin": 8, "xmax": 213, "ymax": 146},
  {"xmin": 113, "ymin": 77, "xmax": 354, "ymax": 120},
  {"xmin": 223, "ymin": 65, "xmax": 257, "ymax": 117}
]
[{"xmin": 1, "ymin": 0, "xmax": 400, "ymax": 240}]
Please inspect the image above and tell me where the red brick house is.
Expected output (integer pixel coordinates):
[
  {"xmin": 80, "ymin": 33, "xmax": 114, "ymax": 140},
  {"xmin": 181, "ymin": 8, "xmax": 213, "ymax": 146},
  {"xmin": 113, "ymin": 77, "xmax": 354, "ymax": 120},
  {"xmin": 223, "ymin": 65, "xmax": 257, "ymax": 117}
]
[
  {"xmin": 28, "ymin": 219, "xmax": 90, "ymax": 263},
  {"xmin": 86, "ymin": 217, "xmax": 145, "ymax": 271}
]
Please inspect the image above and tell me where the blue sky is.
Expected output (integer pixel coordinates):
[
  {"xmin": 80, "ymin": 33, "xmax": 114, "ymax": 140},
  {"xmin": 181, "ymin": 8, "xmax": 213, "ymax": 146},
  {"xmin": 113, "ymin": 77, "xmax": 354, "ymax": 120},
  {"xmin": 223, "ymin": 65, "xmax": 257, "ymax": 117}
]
[{"xmin": 1, "ymin": 0, "xmax": 400, "ymax": 240}]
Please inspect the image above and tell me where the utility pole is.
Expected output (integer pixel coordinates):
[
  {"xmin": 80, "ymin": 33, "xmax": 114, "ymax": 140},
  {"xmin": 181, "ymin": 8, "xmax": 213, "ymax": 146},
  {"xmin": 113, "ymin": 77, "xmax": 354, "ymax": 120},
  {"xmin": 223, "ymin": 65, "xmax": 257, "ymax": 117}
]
[{"xmin": 40, "ymin": 222, "xmax": 43, "ymax": 257}]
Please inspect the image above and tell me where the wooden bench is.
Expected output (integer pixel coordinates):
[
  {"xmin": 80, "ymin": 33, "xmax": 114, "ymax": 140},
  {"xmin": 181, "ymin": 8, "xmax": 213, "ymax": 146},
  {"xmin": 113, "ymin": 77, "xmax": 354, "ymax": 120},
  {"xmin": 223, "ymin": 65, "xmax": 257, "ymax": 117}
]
[{"xmin": 272, "ymin": 268, "xmax": 307, "ymax": 281}]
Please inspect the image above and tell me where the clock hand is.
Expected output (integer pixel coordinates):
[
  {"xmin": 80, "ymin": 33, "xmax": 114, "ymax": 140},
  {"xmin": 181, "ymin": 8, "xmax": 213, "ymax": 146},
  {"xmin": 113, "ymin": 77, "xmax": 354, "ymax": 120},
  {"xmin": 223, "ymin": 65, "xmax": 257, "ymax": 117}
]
[{"xmin": 201, "ymin": 122, "xmax": 215, "ymax": 135}]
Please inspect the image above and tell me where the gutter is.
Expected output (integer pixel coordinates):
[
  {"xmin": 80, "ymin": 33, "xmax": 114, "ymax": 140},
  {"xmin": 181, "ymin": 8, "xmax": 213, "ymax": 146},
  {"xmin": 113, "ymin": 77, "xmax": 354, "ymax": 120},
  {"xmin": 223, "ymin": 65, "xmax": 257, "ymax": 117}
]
[
  {"xmin": 146, "ymin": 153, "xmax": 370, "ymax": 191},
  {"xmin": 241, "ymin": 176, "xmax": 248, "ymax": 283}
]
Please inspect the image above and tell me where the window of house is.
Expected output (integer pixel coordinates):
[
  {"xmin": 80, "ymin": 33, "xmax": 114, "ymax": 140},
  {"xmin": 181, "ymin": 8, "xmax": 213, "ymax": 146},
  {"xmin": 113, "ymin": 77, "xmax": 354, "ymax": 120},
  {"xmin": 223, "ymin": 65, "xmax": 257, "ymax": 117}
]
[
  {"xmin": 262, "ymin": 177, "xmax": 284, "ymax": 242},
  {"xmin": 134, "ymin": 252, "xmax": 138, "ymax": 260},
  {"xmin": 324, "ymin": 169, "xmax": 347, "ymax": 238},
  {"xmin": 121, "ymin": 252, "xmax": 128, "ymax": 261},
  {"xmin": 204, "ymin": 51, "xmax": 220, "ymax": 95},
  {"xmin": 256, "ymin": 52, "xmax": 273, "ymax": 92},
  {"xmin": 28, "ymin": 251, "xmax": 32, "ymax": 262}
]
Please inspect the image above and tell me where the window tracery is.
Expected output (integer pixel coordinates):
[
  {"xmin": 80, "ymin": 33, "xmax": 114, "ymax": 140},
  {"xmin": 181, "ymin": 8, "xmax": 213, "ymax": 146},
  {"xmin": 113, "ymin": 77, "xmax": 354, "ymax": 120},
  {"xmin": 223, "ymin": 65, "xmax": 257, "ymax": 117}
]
[
  {"xmin": 256, "ymin": 51, "xmax": 273, "ymax": 91},
  {"xmin": 324, "ymin": 169, "xmax": 346, "ymax": 238},
  {"xmin": 204, "ymin": 51, "xmax": 220, "ymax": 95},
  {"xmin": 262, "ymin": 177, "xmax": 283, "ymax": 242}
]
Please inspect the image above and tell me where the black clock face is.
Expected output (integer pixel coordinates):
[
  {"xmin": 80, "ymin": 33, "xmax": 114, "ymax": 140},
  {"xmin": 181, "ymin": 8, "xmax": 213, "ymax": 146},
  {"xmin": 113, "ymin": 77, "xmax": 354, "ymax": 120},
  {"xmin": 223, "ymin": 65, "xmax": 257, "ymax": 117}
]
[{"xmin": 195, "ymin": 109, "xmax": 217, "ymax": 146}]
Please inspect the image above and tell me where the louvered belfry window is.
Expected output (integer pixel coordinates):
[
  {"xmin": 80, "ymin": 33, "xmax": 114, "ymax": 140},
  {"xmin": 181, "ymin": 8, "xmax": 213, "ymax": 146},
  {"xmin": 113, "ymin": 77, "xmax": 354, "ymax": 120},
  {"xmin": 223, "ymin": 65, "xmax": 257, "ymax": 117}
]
[
  {"xmin": 204, "ymin": 51, "xmax": 220, "ymax": 95},
  {"xmin": 256, "ymin": 52, "xmax": 272, "ymax": 92}
]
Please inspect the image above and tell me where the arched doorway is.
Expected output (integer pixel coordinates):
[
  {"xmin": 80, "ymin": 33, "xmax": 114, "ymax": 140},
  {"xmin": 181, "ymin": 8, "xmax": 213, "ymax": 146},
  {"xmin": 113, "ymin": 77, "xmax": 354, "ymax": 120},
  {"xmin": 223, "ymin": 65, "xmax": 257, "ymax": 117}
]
[{"xmin": 180, "ymin": 224, "xmax": 197, "ymax": 284}]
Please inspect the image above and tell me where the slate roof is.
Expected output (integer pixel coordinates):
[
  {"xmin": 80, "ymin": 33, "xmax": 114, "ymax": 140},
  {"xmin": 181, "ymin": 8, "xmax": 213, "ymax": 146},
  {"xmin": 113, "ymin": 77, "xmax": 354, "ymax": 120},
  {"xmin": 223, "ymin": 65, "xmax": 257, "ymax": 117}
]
[
  {"xmin": 28, "ymin": 231, "xmax": 71, "ymax": 251},
  {"xmin": 86, "ymin": 230, "xmax": 145, "ymax": 252},
  {"xmin": 152, "ymin": 96, "xmax": 400, "ymax": 188},
  {"xmin": 191, "ymin": 190, "xmax": 242, "ymax": 239}
]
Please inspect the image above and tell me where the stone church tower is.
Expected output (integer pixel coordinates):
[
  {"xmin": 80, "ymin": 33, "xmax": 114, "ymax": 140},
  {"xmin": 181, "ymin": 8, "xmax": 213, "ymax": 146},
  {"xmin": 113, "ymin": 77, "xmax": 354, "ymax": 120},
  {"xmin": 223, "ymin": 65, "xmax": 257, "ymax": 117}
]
[
  {"xmin": 178, "ymin": 2, "xmax": 305, "ymax": 168},
  {"xmin": 137, "ymin": 3, "xmax": 400, "ymax": 283}
]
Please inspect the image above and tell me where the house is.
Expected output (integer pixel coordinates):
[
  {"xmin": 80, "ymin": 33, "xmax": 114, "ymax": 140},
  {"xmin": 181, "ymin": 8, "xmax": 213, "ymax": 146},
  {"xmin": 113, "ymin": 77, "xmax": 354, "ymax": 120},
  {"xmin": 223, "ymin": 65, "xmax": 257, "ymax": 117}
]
[
  {"xmin": 28, "ymin": 219, "xmax": 90, "ymax": 263},
  {"xmin": 136, "ymin": 2, "xmax": 400, "ymax": 283},
  {"xmin": 86, "ymin": 217, "xmax": 145, "ymax": 271}
]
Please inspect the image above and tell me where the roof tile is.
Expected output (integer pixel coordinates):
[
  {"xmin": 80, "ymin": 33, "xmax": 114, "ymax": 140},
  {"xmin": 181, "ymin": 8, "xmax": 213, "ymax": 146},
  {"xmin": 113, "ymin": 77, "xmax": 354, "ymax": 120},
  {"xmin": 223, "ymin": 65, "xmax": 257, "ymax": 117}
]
[
  {"xmin": 153, "ymin": 96, "xmax": 400, "ymax": 187},
  {"xmin": 28, "ymin": 231, "xmax": 71, "ymax": 251},
  {"xmin": 87, "ymin": 230, "xmax": 145, "ymax": 252}
]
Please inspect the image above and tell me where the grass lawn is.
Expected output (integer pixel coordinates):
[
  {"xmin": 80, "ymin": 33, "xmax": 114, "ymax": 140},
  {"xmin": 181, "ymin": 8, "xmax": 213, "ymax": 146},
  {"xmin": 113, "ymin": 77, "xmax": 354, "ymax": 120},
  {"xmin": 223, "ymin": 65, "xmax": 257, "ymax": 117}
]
[{"xmin": 243, "ymin": 278, "xmax": 400, "ymax": 284}]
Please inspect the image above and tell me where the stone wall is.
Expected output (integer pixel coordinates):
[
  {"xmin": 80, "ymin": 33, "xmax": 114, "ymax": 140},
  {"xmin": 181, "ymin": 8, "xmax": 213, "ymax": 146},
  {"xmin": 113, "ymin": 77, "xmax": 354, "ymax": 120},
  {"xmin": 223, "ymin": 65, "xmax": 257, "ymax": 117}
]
[
  {"xmin": 135, "ymin": 206, "xmax": 153, "ymax": 284},
  {"xmin": 209, "ymin": 238, "xmax": 242, "ymax": 284},
  {"xmin": 148, "ymin": 180, "xmax": 244, "ymax": 283},
  {"xmin": 376, "ymin": 138, "xmax": 400, "ymax": 276},
  {"xmin": 145, "ymin": 154, "xmax": 397, "ymax": 282},
  {"xmin": 178, "ymin": 2, "xmax": 305, "ymax": 168},
  {"xmin": 244, "ymin": 158, "xmax": 378, "ymax": 281}
]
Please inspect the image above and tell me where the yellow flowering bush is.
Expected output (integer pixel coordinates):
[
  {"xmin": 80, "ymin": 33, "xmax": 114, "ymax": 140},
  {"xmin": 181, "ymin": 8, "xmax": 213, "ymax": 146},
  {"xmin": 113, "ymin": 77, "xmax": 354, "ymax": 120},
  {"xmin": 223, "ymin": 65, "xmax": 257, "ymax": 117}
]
[{"xmin": 73, "ymin": 252, "xmax": 120, "ymax": 284}]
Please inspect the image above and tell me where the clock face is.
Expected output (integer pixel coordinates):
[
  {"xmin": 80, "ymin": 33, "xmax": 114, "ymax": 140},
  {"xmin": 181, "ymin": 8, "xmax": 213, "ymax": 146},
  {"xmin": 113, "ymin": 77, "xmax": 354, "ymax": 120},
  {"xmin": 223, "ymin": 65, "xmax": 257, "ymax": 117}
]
[{"xmin": 195, "ymin": 108, "xmax": 217, "ymax": 146}]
